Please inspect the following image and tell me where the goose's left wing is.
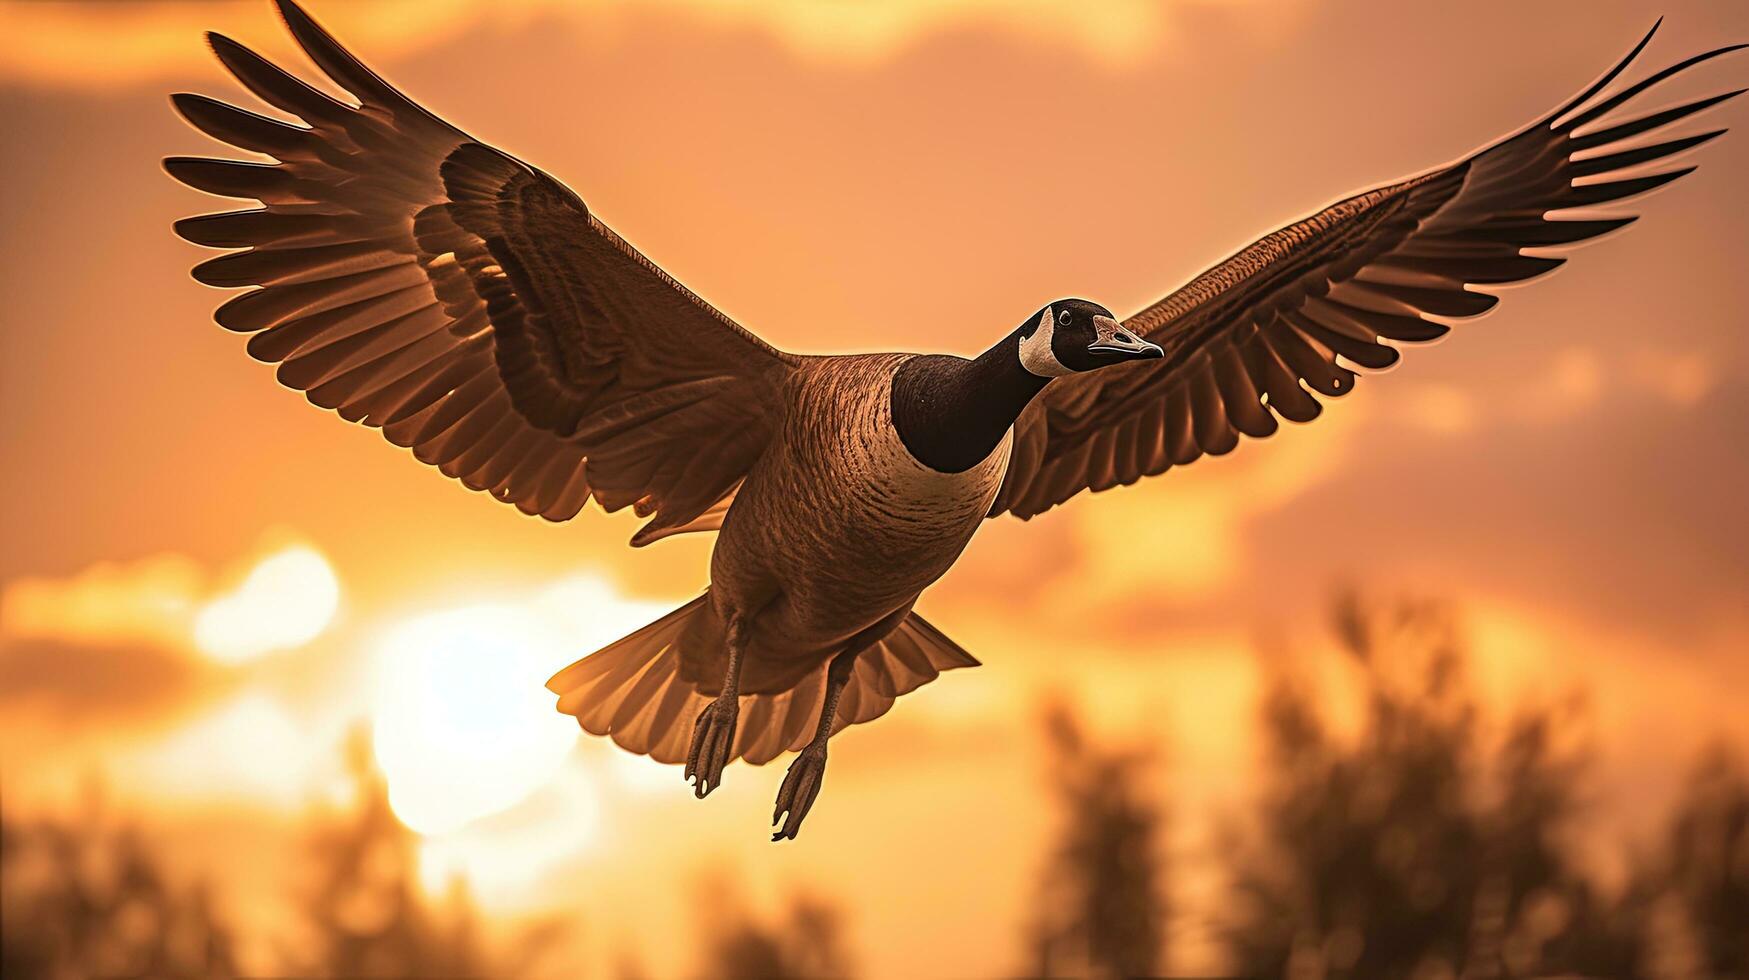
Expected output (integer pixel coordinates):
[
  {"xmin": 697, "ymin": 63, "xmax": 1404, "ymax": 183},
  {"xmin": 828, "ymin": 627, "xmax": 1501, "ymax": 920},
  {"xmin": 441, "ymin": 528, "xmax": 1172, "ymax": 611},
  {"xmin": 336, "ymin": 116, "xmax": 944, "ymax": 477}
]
[
  {"xmin": 991, "ymin": 23, "xmax": 1742, "ymax": 520},
  {"xmin": 167, "ymin": 0, "xmax": 796, "ymax": 545}
]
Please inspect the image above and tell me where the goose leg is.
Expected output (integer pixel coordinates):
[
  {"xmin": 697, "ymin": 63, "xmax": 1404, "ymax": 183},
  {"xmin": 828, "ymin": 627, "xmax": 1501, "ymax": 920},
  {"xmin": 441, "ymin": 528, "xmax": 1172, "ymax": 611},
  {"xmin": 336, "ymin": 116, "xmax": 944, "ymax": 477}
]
[
  {"xmin": 686, "ymin": 616, "xmax": 747, "ymax": 798},
  {"xmin": 771, "ymin": 645, "xmax": 859, "ymax": 841}
]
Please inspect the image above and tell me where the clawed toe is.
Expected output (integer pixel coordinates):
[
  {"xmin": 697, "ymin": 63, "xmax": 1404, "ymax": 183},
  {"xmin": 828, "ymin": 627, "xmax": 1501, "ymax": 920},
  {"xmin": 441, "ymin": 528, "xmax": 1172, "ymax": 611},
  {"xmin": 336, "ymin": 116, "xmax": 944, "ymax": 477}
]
[
  {"xmin": 771, "ymin": 746, "xmax": 828, "ymax": 841},
  {"xmin": 685, "ymin": 696, "xmax": 738, "ymax": 798}
]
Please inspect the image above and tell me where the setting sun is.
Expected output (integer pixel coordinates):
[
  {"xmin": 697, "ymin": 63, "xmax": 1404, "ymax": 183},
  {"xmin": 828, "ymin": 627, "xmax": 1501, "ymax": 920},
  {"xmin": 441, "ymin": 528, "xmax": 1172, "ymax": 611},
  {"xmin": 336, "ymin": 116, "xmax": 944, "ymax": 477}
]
[{"xmin": 369, "ymin": 576, "xmax": 675, "ymax": 836}]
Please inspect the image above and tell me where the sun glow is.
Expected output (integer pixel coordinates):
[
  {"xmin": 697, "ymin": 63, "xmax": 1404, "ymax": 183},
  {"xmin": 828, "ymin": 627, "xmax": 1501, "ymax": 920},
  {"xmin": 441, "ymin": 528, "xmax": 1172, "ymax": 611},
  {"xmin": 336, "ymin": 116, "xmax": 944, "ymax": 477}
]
[
  {"xmin": 369, "ymin": 576, "xmax": 678, "ymax": 837},
  {"xmin": 412, "ymin": 769, "xmax": 604, "ymax": 910},
  {"xmin": 192, "ymin": 545, "xmax": 341, "ymax": 664},
  {"xmin": 122, "ymin": 692, "xmax": 327, "ymax": 807}
]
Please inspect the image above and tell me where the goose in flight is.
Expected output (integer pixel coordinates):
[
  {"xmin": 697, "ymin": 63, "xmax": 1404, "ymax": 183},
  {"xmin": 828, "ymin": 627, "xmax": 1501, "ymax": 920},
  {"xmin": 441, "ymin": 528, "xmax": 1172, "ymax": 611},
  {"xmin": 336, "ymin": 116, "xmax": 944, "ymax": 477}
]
[{"xmin": 168, "ymin": 2, "xmax": 1742, "ymax": 840}]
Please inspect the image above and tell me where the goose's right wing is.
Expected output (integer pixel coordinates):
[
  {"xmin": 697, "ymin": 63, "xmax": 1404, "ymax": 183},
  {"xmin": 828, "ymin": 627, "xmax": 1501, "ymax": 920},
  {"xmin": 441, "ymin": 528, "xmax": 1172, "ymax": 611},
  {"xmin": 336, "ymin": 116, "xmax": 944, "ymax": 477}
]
[
  {"xmin": 992, "ymin": 22, "xmax": 1743, "ymax": 520},
  {"xmin": 167, "ymin": 0, "xmax": 795, "ymax": 544}
]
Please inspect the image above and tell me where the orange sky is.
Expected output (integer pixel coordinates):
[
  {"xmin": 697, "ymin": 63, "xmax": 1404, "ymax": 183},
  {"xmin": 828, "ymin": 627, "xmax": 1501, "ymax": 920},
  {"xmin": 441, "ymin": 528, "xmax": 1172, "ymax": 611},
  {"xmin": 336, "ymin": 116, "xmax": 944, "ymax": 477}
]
[{"xmin": 3, "ymin": 1, "xmax": 1748, "ymax": 976}]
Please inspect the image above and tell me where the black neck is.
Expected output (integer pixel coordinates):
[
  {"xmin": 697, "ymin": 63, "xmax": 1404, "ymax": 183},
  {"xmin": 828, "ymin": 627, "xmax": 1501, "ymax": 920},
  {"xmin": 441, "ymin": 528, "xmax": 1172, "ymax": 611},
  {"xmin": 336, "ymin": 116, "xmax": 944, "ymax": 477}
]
[{"xmin": 890, "ymin": 329, "xmax": 1051, "ymax": 473}]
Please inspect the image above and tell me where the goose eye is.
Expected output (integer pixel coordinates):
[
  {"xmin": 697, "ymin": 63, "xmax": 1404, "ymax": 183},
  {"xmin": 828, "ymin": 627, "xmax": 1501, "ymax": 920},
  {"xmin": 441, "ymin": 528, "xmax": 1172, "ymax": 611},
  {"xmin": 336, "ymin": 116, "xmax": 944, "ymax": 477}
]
[{"xmin": 1057, "ymin": 310, "xmax": 1073, "ymax": 326}]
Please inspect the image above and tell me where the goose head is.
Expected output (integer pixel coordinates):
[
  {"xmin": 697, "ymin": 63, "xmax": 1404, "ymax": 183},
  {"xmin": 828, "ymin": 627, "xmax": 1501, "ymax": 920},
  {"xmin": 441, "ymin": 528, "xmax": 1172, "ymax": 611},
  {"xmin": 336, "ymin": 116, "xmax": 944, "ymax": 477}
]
[{"xmin": 1017, "ymin": 299, "xmax": 1162, "ymax": 378}]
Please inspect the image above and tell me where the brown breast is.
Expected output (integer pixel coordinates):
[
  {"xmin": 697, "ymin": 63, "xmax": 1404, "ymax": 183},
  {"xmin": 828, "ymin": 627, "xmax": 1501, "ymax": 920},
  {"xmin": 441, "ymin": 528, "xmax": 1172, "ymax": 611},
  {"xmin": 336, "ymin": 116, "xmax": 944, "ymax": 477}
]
[{"xmin": 713, "ymin": 353, "xmax": 1011, "ymax": 645}]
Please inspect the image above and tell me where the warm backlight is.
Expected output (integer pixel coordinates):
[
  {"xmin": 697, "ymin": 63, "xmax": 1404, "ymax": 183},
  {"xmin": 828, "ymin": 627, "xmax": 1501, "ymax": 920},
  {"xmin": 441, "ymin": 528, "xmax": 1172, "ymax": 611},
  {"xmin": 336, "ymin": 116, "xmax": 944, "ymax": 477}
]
[
  {"xmin": 370, "ymin": 576, "xmax": 676, "ymax": 836},
  {"xmin": 192, "ymin": 545, "xmax": 341, "ymax": 664}
]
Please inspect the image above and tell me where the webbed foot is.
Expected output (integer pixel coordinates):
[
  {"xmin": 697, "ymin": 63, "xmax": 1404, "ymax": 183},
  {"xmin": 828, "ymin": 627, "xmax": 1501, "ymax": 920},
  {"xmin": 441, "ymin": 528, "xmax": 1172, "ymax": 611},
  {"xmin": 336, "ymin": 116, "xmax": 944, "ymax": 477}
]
[
  {"xmin": 771, "ymin": 745, "xmax": 828, "ymax": 841},
  {"xmin": 685, "ymin": 695, "xmax": 738, "ymax": 798}
]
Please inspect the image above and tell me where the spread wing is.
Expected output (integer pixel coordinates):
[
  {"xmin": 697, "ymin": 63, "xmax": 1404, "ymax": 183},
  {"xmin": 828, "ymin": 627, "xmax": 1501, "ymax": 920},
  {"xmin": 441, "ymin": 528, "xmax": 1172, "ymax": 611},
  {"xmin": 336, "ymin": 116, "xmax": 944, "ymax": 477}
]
[
  {"xmin": 166, "ymin": 0, "xmax": 796, "ymax": 545},
  {"xmin": 992, "ymin": 22, "xmax": 1743, "ymax": 520}
]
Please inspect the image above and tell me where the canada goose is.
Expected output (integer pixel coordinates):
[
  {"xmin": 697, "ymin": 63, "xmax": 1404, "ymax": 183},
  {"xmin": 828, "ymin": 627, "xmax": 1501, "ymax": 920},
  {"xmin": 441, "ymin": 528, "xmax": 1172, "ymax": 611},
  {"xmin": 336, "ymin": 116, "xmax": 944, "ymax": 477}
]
[{"xmin": 168, "ymin": 1, "xmax": 1742, "ymax": 840}]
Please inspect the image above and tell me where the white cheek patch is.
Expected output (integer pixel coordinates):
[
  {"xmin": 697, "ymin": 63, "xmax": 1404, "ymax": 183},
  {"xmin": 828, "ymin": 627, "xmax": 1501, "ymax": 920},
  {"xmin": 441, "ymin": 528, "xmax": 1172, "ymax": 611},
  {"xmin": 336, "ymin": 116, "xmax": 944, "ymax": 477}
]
[{"xmin": 1019, "ymin": 307, "xmax": 1072, "ymax": 377}]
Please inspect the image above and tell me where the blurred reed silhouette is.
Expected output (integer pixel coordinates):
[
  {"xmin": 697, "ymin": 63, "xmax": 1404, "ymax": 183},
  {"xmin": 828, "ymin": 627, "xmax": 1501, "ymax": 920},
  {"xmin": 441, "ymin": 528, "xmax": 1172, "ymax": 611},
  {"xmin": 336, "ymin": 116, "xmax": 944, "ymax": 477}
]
[
  {"xmin": 4, "ymin": 595, "xmax": 1748, "ymax": 979},
  {"xmin": 282, "ymin": 729, "xmax": 562, "ymax": 978},
  {"xmin": 1630, "ymin": 745, "xmax": 1749, "ymax": 978},
  {"xmin": 1024, "ymin": 698, "xmax": 1167, "ymax": 979},
  {"xmin": 1, "ymin": 784, "xmax": 238, "ymax": 979},
  {"xmin": 1220, "ymin": 593, "xmax": 1639, "ymax": 978},
  {"xmin": 681, "ymin": 874, "xmax": 853, "ymax": 979}
]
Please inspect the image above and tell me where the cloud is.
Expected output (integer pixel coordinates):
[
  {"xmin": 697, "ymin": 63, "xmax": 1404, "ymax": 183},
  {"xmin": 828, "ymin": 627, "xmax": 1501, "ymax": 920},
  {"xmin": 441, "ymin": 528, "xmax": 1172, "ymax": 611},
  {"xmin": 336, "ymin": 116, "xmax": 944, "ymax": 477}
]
[
  {"xmin": 1515, "ymin": 346, "xmax": 1604, "ymax": 424},
  {"xmin": 116, "ymin": 691, "xmax": 329, "ymax": 806},
  {"xmin": 1396, "ymin": 382, "xmax": 1481, "ymax": 436},
  {"xmin": 2, "ymin": 542, "xmax": 340, "ymax": 665},
  {"xmin": 1069, "ymin": 395, "xmax": 1370, "ymax": 605},
  {"xmin": 0, "ymin": 540, "xmax": 343, "ymax": 724},
  {"xmin": 0, "ymin": 556, "xmax": 196, "ymax": 727},
  {"xmin": 1627, "ymin": 349, "xmax": 1718, "ymax": 408},
  {"xmin": 0, "ymin": 0, "xmax": 480, "ymax": 89},
  {"xmin": 0, "ymin": 0, "xmax": 1302, "ymax": 90},
  {"xmin": 0, "ymin": 635, "xmax": 203, "ymax": 724},
  {"xmin": 1, "ymin": 553, "xmax": 204, "ymax": 651},
  {"xmin": 1382, "ymin": 345, "xmax": 1720, "ymax": 437},
  {"xmin": 193, "ymin": 545, "xmax": 340, "ymax": 664}
]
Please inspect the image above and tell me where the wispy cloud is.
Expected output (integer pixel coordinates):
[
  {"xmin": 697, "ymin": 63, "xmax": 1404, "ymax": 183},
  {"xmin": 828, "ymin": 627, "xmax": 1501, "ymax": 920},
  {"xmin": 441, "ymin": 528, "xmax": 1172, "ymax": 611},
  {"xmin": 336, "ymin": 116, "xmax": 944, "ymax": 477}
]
[
  {"xmin": 1070, "ymin": 396, "xmax": 1370, "ymax": 603},
  {"xmin": 1515, "ymin": 346, "xmax": 1605, "ymax": 424},
  {"xmin": 1628, "ymin": 349, "xmax": 1718, "ymax": 408},
  {"xmin": 1, "ymin": 552, "xmax": 204, "ymax": 651},
  {"xmin": 0, "ymin": 0, "xmax": 1302, "ymax": 89},
  {"xmin": 0, "ymin": 635, "xmax": 201, "ymax": 723},
  {"xmin": 1397, "ymin": 381, "xmax": 1481, "ymax": 436},
  {"xmin": 1, "ymin": 541, "xmax": 340, "ymax": 662},
  {"xmin": 0, "ymin": 540, "xmax": 342, "ymax": 724}
]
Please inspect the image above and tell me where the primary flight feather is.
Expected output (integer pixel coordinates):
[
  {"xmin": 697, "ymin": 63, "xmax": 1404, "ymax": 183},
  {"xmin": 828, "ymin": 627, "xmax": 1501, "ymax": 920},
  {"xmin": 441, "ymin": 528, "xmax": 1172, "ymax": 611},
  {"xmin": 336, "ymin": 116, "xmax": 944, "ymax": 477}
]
[{"xmin": 167, "ymin": 1, "xmax": 1742, "ymax": 839}]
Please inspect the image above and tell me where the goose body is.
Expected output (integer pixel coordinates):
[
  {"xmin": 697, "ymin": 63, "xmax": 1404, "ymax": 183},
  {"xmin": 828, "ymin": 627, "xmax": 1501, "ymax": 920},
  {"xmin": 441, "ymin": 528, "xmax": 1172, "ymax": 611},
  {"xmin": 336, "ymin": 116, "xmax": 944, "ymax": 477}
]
[
  {"xmin": 167, "ymin": 1, "xmax": 1745, "ymax": 839},
  {"xmin": 706, "ymin": 353, "xmax": 1014, "ymax": 696}
]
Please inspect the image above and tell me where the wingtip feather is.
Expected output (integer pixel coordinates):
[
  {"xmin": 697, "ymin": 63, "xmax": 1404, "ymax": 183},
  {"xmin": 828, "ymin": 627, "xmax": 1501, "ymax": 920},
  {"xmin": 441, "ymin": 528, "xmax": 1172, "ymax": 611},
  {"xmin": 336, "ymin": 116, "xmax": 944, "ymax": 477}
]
[
  {"xmin": 204, "ymin": 31, "xmax": 266, "ymax": 82},
  {"xmin": 171, "ymin": 213, "xmax": 221, "ymax": 247},
  {"xmin": 168, "ymin": 91, "xmax": 221, "ymax": 128},
  {"xmin": 275, "ymin": 0, "xmax": 322, "ymax": 42},
  {"xmin": 1546, "ymin": 18, "xmax": 1664, "ymax": 127},
  {"xmin": 205, "ymin": 31, "xmax": 242, "ymax": 60},
  {"xmin": 272, "ymin": 0, "xmax": 421, "ymax": 115},
  {"xmin": 1562, "ymin": 43, "xmax": 1749, "ymax": 133}
]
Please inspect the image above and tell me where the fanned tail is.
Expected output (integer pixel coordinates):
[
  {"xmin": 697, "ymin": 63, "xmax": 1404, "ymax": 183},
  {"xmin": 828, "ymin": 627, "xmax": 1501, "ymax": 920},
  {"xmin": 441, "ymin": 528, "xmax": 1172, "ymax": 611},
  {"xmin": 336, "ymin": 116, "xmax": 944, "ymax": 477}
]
[{"xmin": 547, "ymin": 597, "xmax": 979, "ymax": 766}]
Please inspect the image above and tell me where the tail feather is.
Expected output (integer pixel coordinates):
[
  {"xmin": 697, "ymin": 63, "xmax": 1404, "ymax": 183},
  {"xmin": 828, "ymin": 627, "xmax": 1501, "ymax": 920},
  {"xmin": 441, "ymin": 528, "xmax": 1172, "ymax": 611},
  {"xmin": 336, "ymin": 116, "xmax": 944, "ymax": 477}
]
[
  {"xmin": 547, "ymin": 597, "xmax": 979, "ymax": 767},
  {"xmin": 546, "ymin": 593, "xmax": 707, "ymax": 700}
]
